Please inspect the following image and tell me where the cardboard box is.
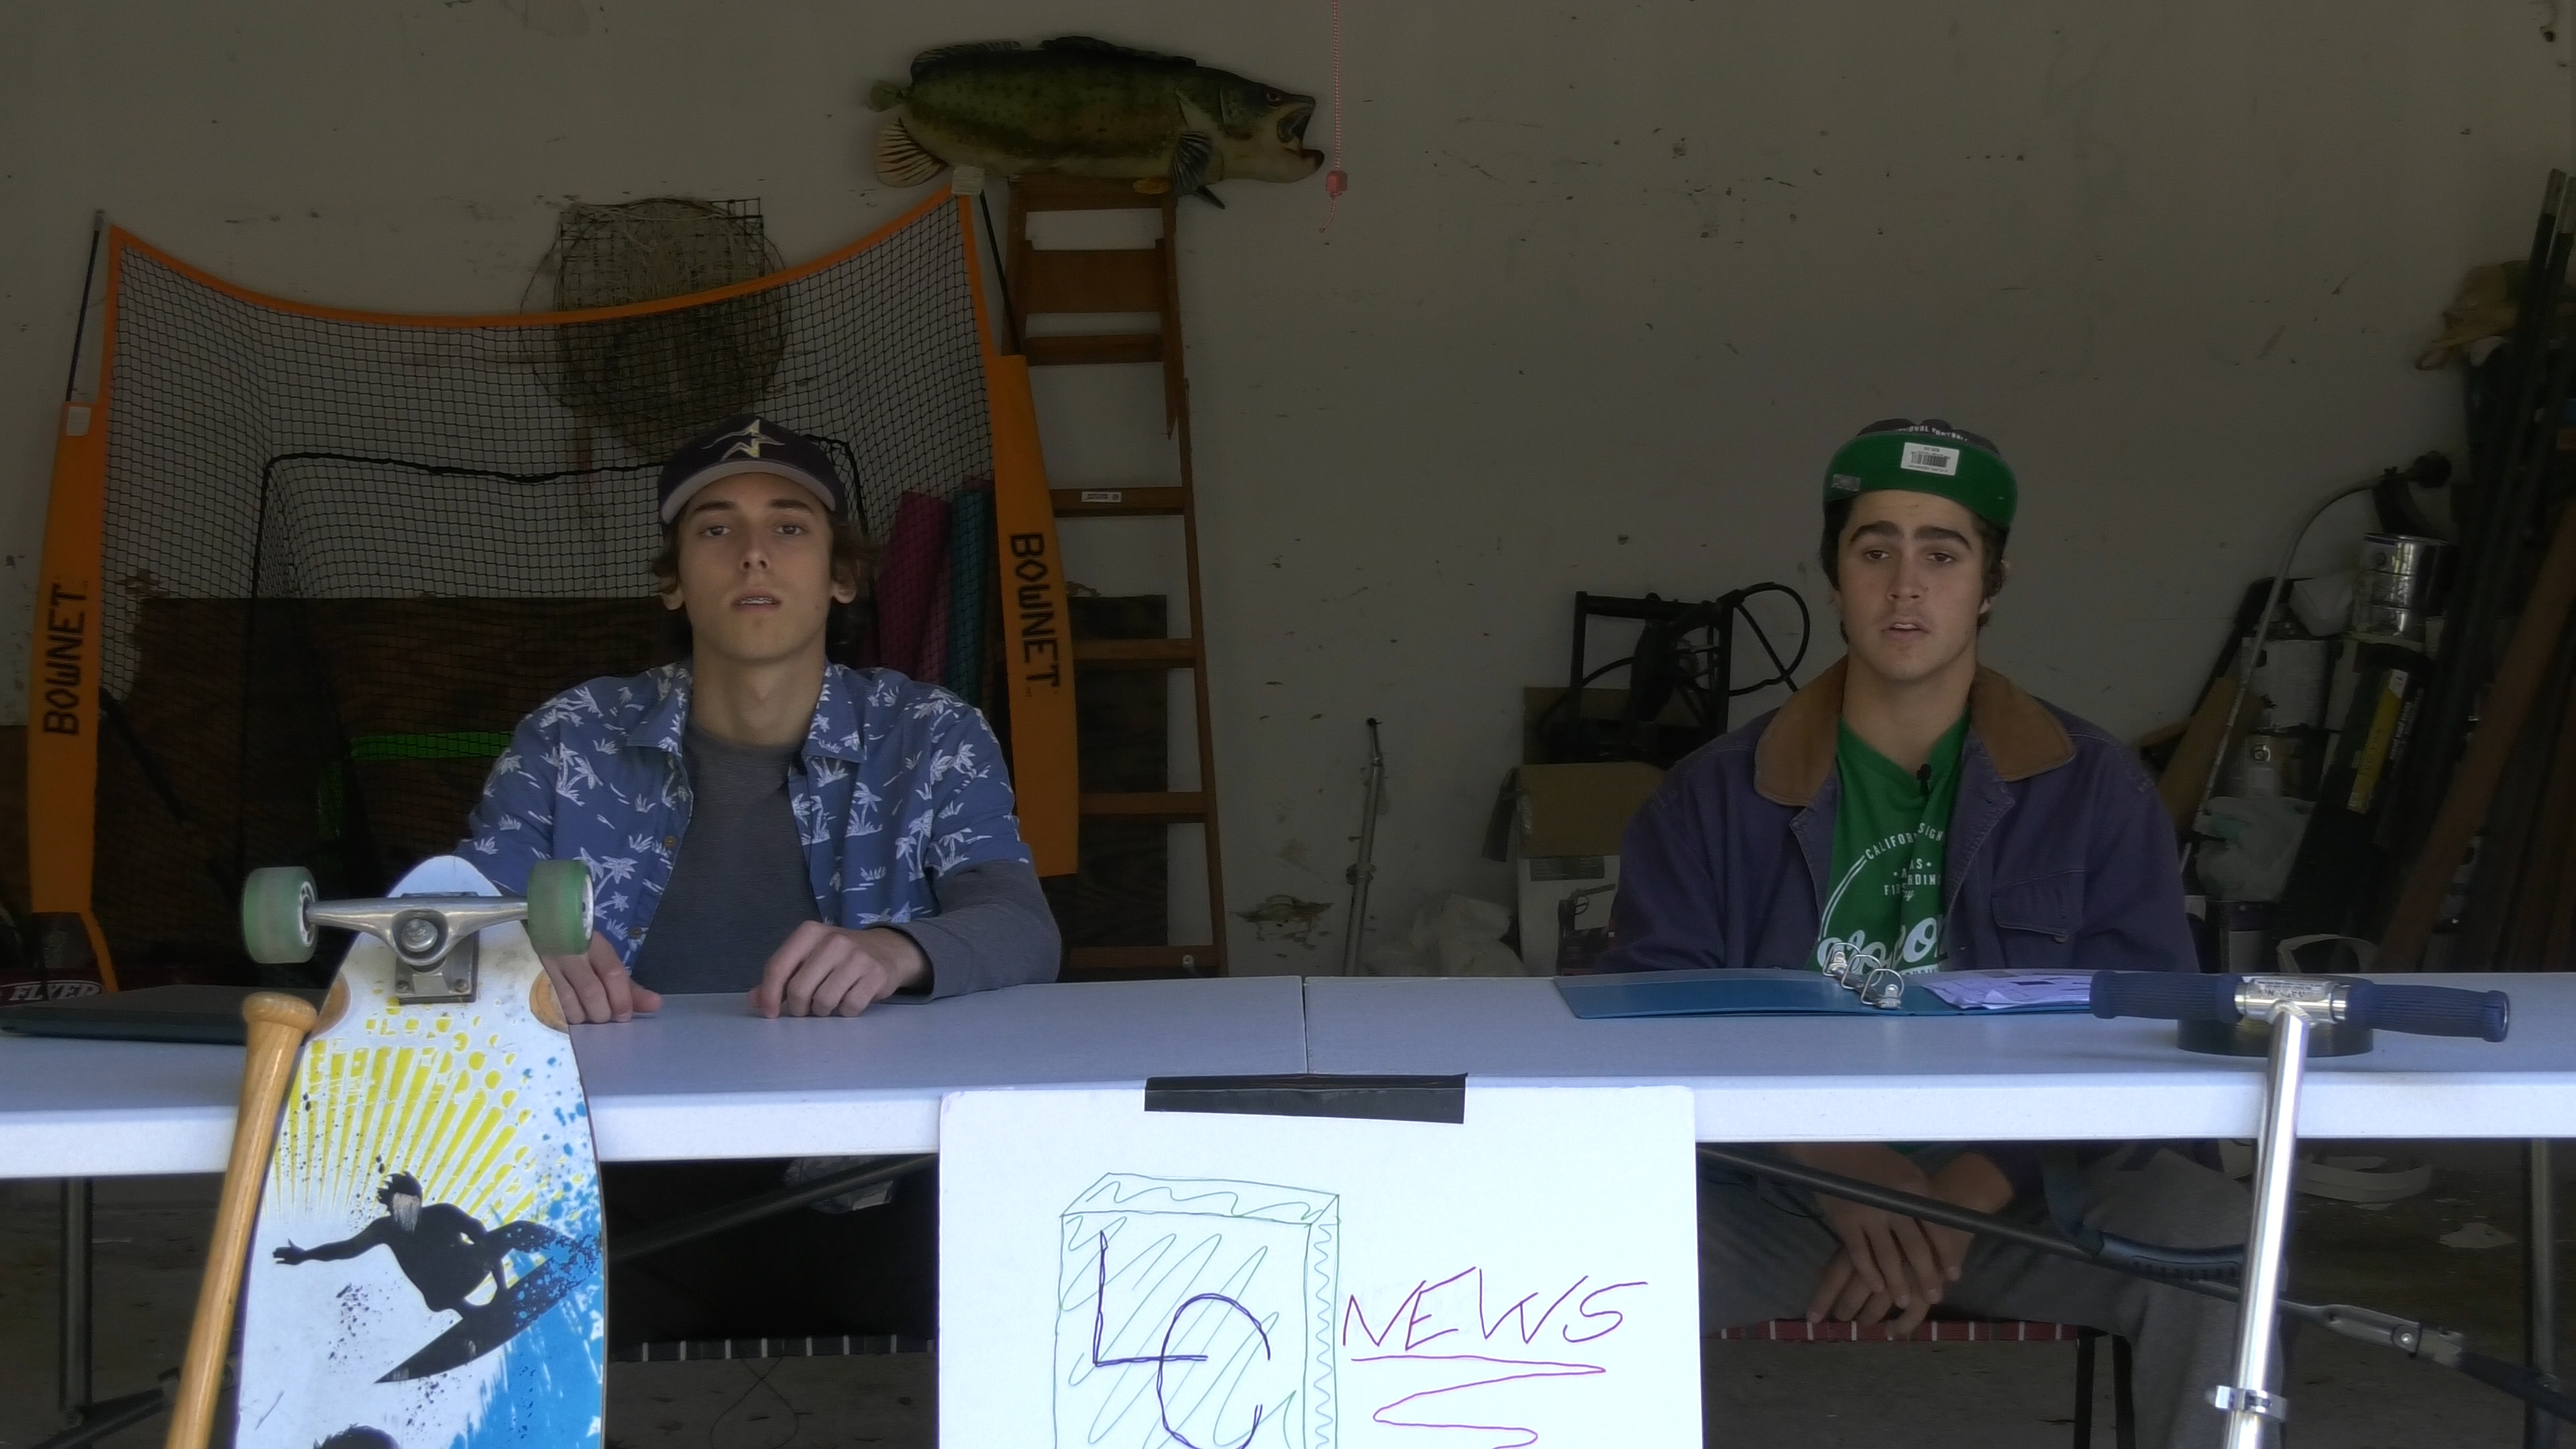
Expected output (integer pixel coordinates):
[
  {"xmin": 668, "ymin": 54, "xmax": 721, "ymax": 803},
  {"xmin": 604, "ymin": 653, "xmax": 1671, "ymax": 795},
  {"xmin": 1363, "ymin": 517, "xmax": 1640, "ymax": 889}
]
[{"xmin": 1511, "ymin": 761, "xmax": 1665, "ymax": 973}]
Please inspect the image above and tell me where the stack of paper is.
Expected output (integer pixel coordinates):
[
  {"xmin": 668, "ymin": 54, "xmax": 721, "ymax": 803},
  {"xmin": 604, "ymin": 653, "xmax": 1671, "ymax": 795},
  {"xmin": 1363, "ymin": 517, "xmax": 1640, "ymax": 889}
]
[{"xmin": 1915, "ymin": 971, "xmax": 2097, "ymax": 1011}]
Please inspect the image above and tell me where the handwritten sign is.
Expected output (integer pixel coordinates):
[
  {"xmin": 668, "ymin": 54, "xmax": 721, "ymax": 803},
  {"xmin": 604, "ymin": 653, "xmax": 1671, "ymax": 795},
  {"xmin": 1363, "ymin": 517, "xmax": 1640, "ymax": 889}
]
[{"xmin": 940, "ymin": 1085, "xmax": 1699, "ymax": 1448}]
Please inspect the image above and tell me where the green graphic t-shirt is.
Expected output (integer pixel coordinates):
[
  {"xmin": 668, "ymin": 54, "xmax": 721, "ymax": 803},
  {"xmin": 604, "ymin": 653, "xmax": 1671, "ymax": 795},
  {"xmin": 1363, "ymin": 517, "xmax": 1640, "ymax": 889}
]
[{"xmin": 1816, "ymin": 716, "xmax": 1968, "ymax": 975}]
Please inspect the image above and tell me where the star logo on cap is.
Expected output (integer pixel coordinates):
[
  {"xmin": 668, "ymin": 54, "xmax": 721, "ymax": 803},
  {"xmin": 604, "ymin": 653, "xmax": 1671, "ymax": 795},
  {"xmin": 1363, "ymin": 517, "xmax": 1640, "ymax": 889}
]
[{"xmin": 716, "ymin": 419, "xmax": 781, "ymax": 461}]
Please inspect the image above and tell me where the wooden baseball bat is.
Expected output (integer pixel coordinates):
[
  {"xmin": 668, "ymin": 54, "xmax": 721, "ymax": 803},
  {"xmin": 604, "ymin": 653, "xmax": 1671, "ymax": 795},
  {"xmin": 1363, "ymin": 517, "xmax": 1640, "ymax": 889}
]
[{"xmin": 165, "ymin": 991, "xmax": 318, "ymax": 1449}]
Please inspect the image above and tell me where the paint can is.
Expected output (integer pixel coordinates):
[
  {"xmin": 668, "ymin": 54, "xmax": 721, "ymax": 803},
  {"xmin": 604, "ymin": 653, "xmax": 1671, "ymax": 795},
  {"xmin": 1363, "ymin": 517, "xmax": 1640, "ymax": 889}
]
[
  {"xmin": 2249, "ymin": 637, "xmax": 2330, "ymax": 729},
  {"xmin": 2224, "ymin": 735, "xmax": 2284, "ymax": 798},
  {"xmin": 2350, "ymin": 602, "xmax": 2423, "ymax": 642},
  {"xmin": 2349, "ymin": 534, "xmax": 2448, "ymax": 643},
  {"xmin": 2227, "ymin": 733, "xmax": 2313, "ymax": 800},
  {"xmin": 2355, "ymin": 533, "xmax": 2450, "ymax": 610}
]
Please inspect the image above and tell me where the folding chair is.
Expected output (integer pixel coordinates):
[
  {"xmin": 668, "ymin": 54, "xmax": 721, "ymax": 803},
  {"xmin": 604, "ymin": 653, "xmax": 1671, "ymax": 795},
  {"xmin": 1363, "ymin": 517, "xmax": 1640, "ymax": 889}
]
[{"xmin": 1713, "ymin": 1317, "xmax": 2136, "ymax": 1448}]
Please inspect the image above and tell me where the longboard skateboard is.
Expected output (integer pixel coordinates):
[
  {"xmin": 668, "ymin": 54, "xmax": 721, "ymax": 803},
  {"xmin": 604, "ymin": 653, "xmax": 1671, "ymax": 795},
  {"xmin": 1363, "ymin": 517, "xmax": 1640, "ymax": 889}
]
[{"xmin": 231, "ymin": 854, "xmax": 604, "ymax": 1449}]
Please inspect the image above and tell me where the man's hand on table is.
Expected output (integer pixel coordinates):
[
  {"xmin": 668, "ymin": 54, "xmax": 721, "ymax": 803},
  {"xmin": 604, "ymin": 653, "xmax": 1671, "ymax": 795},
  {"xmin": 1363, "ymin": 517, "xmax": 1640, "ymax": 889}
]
[
  {"xmin": 1789, "ymin": 1144, "xmax": 2012, "ymax": 1336},
  {"xmin": 541, "ymin": 931, "xmax": 664, "ymax": 1024},
  {"xmin": 751, "ymin": 922, "xmax": 927, "ymax": 1018}
]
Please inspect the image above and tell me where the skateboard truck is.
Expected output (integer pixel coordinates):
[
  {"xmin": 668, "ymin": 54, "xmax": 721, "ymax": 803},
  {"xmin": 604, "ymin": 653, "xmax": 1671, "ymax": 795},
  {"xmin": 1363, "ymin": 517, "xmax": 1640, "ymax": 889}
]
[
  {"xmin": 239, "ymin": 860, "xmax": 594, "ymax": 1005},
  {"xmin": 315, "ymin": 896, "xmax": 519, "ymax": 1004}
]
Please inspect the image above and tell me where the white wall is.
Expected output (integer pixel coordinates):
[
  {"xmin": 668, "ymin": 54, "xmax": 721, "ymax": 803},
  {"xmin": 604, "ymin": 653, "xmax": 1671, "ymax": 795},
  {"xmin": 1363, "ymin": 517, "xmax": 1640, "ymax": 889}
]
[{"xmin": 3, "ymin": 1, "xmax": 2567, "ymax": 971}]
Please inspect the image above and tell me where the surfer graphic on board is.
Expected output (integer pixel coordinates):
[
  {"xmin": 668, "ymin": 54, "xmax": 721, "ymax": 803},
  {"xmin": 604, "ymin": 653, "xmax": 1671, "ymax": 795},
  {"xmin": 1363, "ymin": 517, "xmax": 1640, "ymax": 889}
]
[
  {"xmin": 273, "ymin": 1172, "xmax": 594, "ymax": 1381},
  {"xmin": 274, "ymin": 1173, "xmax": 514, "ymax": 1315}
]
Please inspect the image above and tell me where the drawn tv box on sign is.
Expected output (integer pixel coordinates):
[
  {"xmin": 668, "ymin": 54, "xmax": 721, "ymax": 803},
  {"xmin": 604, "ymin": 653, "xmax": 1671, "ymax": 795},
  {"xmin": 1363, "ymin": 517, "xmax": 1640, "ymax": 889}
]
[{"xmin": 1056, "ymin": 1175, "xmax": 1339, "ymax": 1449}]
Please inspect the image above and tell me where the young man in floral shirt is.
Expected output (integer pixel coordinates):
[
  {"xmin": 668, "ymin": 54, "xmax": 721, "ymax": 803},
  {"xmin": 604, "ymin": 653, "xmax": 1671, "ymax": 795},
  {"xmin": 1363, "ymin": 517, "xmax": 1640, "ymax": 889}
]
[
  {"xmin": 461, "ymin": 414, "xmax": 1058, "ymax": 1340},
  {"xmin": 462, "ymin": 415, "xmax": 1057, "ymax": 1021}
]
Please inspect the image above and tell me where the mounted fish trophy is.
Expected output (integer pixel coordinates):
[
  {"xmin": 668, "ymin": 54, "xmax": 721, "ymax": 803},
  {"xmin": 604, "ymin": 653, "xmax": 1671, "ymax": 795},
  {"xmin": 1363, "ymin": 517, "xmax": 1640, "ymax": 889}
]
[{"xmin": 869, "ymin": 36, "xmax": 1326, "ymax": 206}]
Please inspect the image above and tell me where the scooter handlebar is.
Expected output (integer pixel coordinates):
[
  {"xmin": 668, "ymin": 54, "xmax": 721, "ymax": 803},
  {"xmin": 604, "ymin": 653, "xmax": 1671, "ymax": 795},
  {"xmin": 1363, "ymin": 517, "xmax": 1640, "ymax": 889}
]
[
  {"xmin": 2088, "ymin": 972, "xmax": 2510, "ymax": 1042},
  {"xmin": 2089, "ymin": 971, "xmax": 2240, "ymax": 1023},
  {"xmin": 2342, "ymin": 981, "xmax": 2510, "ymax": 1042}
]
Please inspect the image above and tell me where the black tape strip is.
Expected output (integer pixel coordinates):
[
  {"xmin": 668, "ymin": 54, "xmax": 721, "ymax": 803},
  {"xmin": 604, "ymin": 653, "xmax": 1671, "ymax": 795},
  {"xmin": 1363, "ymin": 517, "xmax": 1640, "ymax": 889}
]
[{"xmin": 1143, "ymin": 1073, "xmax": 1466, "ymax": 1125}]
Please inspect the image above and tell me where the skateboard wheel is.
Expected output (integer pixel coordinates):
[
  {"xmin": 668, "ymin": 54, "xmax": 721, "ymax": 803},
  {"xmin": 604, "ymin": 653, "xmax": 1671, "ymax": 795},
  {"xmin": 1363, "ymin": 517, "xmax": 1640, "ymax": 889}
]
[
  {"xmin": 241, "ymin": 867, "xmax": 318, "ymax": 965},
  {"xmin": 524, "ymin": 859, "xmax": 594, "ymax": 957}
]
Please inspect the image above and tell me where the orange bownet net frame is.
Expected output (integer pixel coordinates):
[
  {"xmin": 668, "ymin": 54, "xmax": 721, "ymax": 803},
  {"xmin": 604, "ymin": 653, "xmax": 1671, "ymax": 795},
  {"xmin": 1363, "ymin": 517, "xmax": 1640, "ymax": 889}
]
[{"xmin": 23, "ymin": 189, "xmax": 1073, "ymax": 996}]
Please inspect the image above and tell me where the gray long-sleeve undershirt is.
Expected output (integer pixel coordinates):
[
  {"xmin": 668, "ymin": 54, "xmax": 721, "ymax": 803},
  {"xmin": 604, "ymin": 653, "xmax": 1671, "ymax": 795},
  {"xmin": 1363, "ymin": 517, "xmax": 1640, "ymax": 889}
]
[
  {"xmin": 630, "ymin": 722, "xmax": 1060, "ymax": 998},
  {"xmin": 892, "ymin": 858, "xmax": 1062, "ymax": 1000}
]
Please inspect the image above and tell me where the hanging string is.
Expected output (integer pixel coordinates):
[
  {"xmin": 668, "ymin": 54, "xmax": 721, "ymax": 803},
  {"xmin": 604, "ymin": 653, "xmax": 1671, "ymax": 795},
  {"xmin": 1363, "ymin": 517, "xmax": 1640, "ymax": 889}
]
[{"xmin": 1321, "ymin": 0, "xmax": 1346, "ymax": 231}]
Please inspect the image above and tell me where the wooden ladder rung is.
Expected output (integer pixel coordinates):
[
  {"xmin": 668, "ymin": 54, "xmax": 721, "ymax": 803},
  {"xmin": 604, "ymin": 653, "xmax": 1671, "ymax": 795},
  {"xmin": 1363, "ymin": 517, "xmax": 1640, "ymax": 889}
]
[
  {"xmin": 1011, "ymin": 175, "xmax": 1170, "ymax": 211},
  {"xmin": 1051, "ymin": 486, "xmax": 1186, "ymax": 517},
  {"xmin": 1006, "ymin": 174, "xmax": 1226, "ymax": 976},
  {"xmin": 1064, "ymin": 945, "xmax": 1220, "ymax": 975},
  {"xmin": 1073, "ymin": 638, "xmax": 1199, "ymax": 669},
  {"xmin": 1020, "ymin": 248, "xmax": 1163, "ymax": 315},
  {"xmin": 1079, "ymin": 791, "xmax": 1208, "ymax": 823},
  {"xmin": 1026, "ymin": 333, "xmax": 1163, "ymax": 367}
]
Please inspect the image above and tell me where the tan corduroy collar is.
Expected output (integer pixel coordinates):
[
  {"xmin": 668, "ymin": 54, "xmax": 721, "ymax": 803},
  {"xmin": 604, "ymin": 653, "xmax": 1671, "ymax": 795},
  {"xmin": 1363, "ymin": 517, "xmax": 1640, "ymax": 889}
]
[{"xmin": 1752, "ymin": 657, "xmax": 2074, "ymax": 807}]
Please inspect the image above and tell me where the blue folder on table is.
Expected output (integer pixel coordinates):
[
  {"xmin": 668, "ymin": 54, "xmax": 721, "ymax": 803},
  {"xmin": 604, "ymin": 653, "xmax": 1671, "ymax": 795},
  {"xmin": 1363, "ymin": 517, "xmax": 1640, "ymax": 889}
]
[{"xmin": 1556, "ymin": 967, "xmax": 2094, "ymax": 1020}]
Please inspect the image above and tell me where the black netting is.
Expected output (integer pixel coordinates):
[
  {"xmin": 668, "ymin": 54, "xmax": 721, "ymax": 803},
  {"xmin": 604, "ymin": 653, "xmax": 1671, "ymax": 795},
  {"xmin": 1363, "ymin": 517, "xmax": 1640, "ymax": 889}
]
[{"xmin": 89, "ymin": 200, "xmax": 995, "ymax": 978}]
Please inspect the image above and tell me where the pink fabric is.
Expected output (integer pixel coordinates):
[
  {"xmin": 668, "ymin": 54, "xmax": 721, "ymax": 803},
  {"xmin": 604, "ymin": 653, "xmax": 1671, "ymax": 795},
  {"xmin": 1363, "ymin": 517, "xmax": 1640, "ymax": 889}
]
[
  {"xmin": 916, "ymin": 546, "xmax": 953, "ymax": 687},
  {"xmin": 875, "ymin": 491, "xmax": 952, "ymax": 678}
]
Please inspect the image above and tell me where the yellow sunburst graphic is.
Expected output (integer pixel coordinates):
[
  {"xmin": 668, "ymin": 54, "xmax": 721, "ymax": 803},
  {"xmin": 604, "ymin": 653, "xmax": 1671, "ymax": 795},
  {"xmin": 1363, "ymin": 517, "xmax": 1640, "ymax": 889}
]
[{"xmin": 278, "ymin": 997, "xmax": 545, "ymax": 1231}]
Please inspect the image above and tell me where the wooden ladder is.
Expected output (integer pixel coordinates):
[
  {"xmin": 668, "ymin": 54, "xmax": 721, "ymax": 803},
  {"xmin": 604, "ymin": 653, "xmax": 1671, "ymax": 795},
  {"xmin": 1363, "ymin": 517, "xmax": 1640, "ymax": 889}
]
[{"xmin": 1003, "ymin": 175, "xmax": 1227, "ymax": 979}]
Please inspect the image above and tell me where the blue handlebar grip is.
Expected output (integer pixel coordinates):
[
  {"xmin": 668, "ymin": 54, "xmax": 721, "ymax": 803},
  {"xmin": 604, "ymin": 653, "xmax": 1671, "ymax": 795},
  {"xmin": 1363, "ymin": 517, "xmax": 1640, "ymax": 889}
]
[
  {"xmin": 2090, "ymin": 971, "xmax": 2242, "ymax": 1023},
  {"xmin": 2343, "ymin": 981, "xmax": 2510, "ymax": 1042}
]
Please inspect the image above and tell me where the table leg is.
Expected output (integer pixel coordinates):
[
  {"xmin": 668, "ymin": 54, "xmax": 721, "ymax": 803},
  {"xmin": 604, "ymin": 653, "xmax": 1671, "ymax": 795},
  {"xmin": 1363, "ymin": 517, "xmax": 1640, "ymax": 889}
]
[
  {"xmin": 39, "ymin": 1178, "xmax": 180, "ymax": 1449},
  {"xmin": 27, "ymin": 1386, "xmax": 168, "ymax": 1449},
  {"xmin": 2531, "ymin": 1140, "xmax": 2561, "ymax": 1449},
  {"xmin": 58, "ymin": 1177, "xmax": 91, "ymax": 1418}
]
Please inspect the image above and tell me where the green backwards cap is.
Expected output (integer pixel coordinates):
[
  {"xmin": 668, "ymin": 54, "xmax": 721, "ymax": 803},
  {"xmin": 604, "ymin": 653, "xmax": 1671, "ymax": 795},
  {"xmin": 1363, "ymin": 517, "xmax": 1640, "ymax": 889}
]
[{"xmin": 1822, "ymin": 419, "xmax": 2017, "ymax": 528}]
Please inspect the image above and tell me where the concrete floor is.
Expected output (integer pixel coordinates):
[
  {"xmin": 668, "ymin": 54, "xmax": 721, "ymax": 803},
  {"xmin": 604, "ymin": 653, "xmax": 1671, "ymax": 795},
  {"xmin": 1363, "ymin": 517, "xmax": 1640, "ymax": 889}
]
[{"xmin": 2, "ymin": 1142, "xmax": 2567, "ymax": 1448}]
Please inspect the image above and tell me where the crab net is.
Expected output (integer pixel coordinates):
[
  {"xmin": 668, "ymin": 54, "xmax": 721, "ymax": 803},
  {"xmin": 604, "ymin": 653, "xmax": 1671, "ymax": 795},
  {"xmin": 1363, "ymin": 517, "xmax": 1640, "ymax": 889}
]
[{"xmin": 43, "ymin": 193, "xmax": 1006, "ymax": 983}]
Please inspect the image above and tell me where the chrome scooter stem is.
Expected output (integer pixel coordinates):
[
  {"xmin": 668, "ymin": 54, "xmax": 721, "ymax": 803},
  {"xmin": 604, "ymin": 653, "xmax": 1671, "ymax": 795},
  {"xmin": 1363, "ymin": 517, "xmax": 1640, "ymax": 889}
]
[{"xmin": 2217, "ymin": 996, "xmax": 2324, "ymax": 1446}]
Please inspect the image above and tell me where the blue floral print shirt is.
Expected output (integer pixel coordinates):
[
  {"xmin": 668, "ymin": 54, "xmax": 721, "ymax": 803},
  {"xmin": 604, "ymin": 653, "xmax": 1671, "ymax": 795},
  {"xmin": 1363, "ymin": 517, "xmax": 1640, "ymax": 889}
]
[{"xmin": 460, "ymin": 661, "xmax": 1032, "ymax": 965}]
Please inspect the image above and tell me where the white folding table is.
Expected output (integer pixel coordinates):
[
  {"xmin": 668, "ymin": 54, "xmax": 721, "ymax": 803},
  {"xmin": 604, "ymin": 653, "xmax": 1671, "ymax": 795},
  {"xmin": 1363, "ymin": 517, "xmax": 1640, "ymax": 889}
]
[
  {"xmin": 8, "ymin": 968, "xmax": 2575, "ymax": 1448},
  {"xmin": 1, "ymin": 975, "xmax": 1312, "ymax": 1444},
  {"xmin": 1294, "ymin": 971, "xmax": 2576, "ymax": 1449},
  {"xmin": 0, "ymin": 976, "xmax": 1311, "ymax": 1179},
  {"xmin": 1297, "ymin": 973, "xmax": 2576, "ymax": 1142},
  {"xmin": 7, "ymin": 967, "xmax": 2571, "ymax": 1203}
]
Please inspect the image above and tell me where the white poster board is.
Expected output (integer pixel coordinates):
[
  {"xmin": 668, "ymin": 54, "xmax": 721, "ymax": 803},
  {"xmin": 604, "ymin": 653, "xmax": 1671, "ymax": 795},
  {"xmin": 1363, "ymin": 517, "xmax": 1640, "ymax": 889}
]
[{"xmin": 939, "ymin": 1084, "xmax": 1700, "ymax": 1448}]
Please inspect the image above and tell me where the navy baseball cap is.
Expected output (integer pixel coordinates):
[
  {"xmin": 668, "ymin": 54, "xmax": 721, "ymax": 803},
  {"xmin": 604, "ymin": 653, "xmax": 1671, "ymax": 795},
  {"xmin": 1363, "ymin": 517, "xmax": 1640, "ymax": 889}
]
[{"xmin": 657, "ymin": 415, "xmax": 849, "ymax": 523}]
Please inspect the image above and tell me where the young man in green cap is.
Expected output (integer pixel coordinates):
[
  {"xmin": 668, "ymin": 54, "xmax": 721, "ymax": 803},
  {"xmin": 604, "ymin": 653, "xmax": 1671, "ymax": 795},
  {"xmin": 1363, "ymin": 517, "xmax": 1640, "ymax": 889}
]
[{"xmin": 1602, "ymin": 420, "xmax": 2254, "ymax": 1448}]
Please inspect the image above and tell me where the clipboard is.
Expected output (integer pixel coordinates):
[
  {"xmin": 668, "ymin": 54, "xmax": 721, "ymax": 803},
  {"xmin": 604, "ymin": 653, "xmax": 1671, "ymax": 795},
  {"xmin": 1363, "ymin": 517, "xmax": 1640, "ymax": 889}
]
[{"xmin": 1556, "ymin": 967, "xmax": 2093, "ymax": 1020}]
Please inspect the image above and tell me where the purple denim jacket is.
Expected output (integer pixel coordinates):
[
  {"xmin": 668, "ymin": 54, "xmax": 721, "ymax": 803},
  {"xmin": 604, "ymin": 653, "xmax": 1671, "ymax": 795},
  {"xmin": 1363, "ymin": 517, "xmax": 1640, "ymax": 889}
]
[{"xmin": 1599, "ymin": 659, "xmax": 2194, "ymax": 1197}]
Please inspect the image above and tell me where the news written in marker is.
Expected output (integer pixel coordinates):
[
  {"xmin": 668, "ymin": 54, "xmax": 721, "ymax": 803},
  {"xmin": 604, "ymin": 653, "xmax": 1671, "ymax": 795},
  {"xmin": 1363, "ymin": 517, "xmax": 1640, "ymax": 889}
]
[{"xmin": 938, "ymin": 1085, "xmax": 1700, "ymax": 1448}]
